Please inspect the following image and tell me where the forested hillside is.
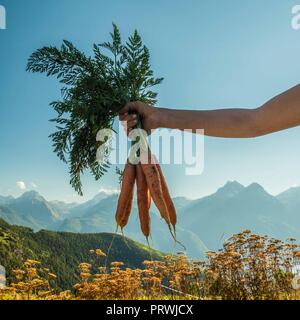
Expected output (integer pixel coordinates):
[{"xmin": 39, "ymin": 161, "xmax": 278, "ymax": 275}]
[{"xmin": 0, "ymin": 219, "xmax": 163, "ymax": 289}]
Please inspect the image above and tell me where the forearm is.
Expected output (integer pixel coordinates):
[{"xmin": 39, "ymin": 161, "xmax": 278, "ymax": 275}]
[
  {"xmin": 121, "ymin": 84, "xmax": 300, "ymax": 138},
  {"xmin": 156, "ymin": 107, "xmax": 258, "ymax": 138},
  {"xmin": 157, "ymin": 84, "xmax": 300, "ymax": 138}
]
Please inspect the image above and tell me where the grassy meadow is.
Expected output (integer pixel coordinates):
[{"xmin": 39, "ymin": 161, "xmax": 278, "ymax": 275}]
[{"xmin": 1, "ymin": 229, "xmax": 300, "ymax": 300}]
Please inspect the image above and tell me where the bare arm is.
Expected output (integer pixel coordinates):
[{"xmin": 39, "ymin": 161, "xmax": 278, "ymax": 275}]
[{"xmin": 119, "ymin": 84, "xmax": 300, "ymax": 138}]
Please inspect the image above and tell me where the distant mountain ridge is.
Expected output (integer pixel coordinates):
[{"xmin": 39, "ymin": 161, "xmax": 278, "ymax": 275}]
[
  {"xmin": 1, "ymin": 181, "xmax": 300, "ymax": 258},
  {"xmin": 180, "ymin": 182, "xmax": 289, "ymax": 250},
  {"xmin": 0, "ymin": 195, "xmax": 14, "ymax": 206}
]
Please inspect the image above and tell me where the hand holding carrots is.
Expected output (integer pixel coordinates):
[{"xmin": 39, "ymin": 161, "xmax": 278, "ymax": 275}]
[{"xmin": 119, "ymin": 101, "xmax": 160, "ymax": 135}]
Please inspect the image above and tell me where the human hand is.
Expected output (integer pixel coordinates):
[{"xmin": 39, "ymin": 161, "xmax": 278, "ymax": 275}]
[{"xmin": 119, "ymin": 101, "xmax": 161, "ymax": 135}]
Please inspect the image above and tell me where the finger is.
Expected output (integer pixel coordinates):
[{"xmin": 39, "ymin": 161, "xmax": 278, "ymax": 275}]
[
  {"xmin": 127, "ymin": 119, "xmax": 138, "ymax": 129},
  {"xmin": 120, "ymin": 119, "xmax": 137, "ymax": 130},
  {"xmin": 127, "ymin": 128, "xmax": 133, "ymax": 136},
  {"xmin": 119, "ymin": 112, "xmax": 128, "ymax": 121},
  {"xmin": 119, "ymin": 101, "xmax": 140, "ymax": 115},
  {"xmin": 119, "ymin": 113, "xmax": 137, "ymax": 122}
]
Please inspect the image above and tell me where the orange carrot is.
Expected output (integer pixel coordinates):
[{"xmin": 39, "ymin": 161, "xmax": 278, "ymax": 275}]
[
  {"xmin": 115, "ymin": 162, "xmax": 136, "ymax": 229},
  {"xmin": 155, "ymin": 162, "xmax": 177, "ymax": 228},
  {"xmin": 140, "ymin": 151, "xmax": 170, "ymax": 225},
  {"xmin": 136, "ymin": 163, "xmax": 151, "ymax": 238}
]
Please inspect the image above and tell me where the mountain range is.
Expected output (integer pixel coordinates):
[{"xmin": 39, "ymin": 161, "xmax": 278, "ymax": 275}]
[{"xmin": 1, "ymin": 181, "xmax": 300, "ymax": 258}]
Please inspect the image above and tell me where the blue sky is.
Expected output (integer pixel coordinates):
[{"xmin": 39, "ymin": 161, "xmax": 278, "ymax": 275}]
[{"xmin": 1, "ymin": 0, "xmax": 300, "ymax": 202}]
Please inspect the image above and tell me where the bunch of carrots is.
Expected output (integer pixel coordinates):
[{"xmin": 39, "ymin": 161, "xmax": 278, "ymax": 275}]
[{"xmin": 115, "ymin": 149, "xmax": 177, "ymax": 240}]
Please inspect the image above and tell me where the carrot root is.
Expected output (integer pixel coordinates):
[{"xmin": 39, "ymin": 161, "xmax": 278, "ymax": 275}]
[
  {"xmin": 136, "ymin": 163, "xmax": 151, "ymax": 238},
  {"xmin": 140, "ymin": 152, "xmax": 171, "ymax": 225},
  {"xmin": 115, "ymin": 163, "xmax": 136, "ymax": 229}
]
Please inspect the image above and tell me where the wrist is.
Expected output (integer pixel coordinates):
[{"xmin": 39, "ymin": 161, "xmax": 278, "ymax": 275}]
[{"xmin": 153, "ymin": 107, "xmax": 168, "ymax": 129}]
